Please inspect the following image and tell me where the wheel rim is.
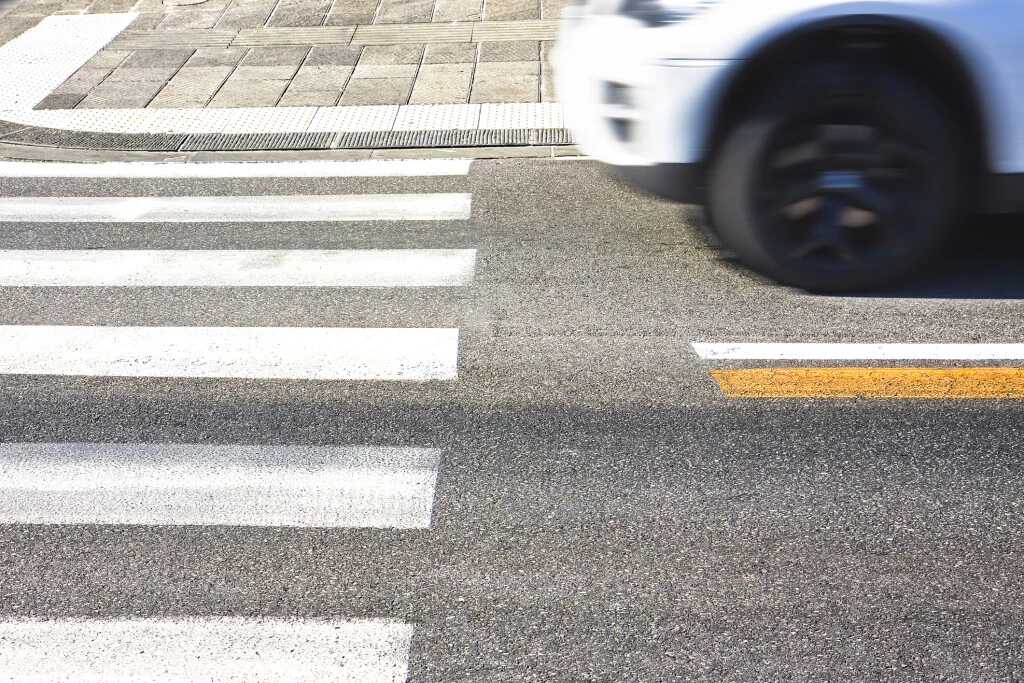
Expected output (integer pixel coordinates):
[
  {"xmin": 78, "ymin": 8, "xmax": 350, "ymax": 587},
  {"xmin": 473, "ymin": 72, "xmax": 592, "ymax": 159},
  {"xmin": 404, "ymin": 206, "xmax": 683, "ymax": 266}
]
[{"xmin": 754, "ymin": 99, "xmax": 936, "ymax": 274}]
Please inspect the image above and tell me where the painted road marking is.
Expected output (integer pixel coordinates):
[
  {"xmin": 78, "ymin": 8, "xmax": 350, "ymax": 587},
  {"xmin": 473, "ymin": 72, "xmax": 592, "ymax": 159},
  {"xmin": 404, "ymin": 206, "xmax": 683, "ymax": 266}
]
[
  {"xmin": 711, "ymin": 367, "xmax": 1024, "ymax": 398},
  {"xmin": 0, "ymin": 618, "xmax": 412, "ymax": 683},
  {"xmin": 0, "ymin": 249, "xmax": 477, "ymax": 287},
  {"xmin": 693, "ymin": 343, "xmax": 1024, "ymax": 360},
  {"xmin": 0, "ymin": 14, "xmax": 136, "ymax": 110},
  {"xmin": 0, "ymin": 443, "xmax": 441, "ymax": 528},
  {"xmin": 0, "ymin": 194, "xmax": 472, "ymax": 223},
  {"xmin": 0, "ymin": 158, "xmax": 472, "ymax": 178},
  {"xmin": 0, "ymin": 326, "xmax": 459, "ymax": 380}
]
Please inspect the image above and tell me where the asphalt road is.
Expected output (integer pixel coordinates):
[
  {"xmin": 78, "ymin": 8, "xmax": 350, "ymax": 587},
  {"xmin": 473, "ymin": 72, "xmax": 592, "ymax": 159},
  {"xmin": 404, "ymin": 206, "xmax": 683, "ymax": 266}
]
[{"xmin": 0, "ymin": 157, "xmax": 1022, "ymax": 681}]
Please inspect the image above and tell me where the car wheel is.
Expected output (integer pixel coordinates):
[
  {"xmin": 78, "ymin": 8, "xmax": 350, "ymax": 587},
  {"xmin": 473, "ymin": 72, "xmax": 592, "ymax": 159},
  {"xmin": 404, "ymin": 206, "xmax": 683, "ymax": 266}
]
[{"xmin": 707, "ymin": 61, "xmax": 965, "ymax": 292}]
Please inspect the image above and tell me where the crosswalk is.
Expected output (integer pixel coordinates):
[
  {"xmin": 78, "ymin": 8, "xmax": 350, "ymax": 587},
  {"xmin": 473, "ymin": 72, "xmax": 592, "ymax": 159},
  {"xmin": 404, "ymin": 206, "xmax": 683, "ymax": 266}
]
[{"xmin": 0, "ymin": 158, "xmax": 473, "ymax": 681}]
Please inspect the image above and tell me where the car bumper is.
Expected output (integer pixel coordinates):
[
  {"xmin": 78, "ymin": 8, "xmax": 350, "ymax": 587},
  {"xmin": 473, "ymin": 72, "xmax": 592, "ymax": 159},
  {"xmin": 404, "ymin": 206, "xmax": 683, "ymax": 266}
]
[{"xmin": 553, "ymin": 11, "xmax": 734, "ymax": 201}]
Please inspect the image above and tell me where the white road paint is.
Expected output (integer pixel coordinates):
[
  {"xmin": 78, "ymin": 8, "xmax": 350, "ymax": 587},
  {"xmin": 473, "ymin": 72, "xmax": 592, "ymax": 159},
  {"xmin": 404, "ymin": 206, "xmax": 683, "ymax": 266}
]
[
  {"xmin": 0, "ymin": 14, "xmax": 136, "ymax": 110},
  {"xmin": 0, "ymin": 618, "xmax": 413, "ymax": 683},
  {"xmin": 0, "ymin": 194, "xmax": 472, "ymax": 222},
  {"xmin": 0, "ymin": 326, "xmax": 460, "ymax": 380},
  {"xmin": 0, "ymin": 443, "xmax": 441, "ymax": 528},
  {"xmin": 0, "ymin": 158, "xmax": 472, "ymax": 178},
  {"xmin": 0, "ymin": 249, "xmax": 477, "ymax": 287},
  {"xmin": 692, "ymin": 342, "xmax": 1024, "ymax": 360}
]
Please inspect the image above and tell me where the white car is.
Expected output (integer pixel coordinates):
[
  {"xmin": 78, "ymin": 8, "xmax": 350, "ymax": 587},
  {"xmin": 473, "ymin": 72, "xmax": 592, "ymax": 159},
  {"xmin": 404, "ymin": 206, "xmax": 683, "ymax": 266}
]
[{"xmin": 554, "ymin": 0, "xmax": 1024, "ymax": 291}]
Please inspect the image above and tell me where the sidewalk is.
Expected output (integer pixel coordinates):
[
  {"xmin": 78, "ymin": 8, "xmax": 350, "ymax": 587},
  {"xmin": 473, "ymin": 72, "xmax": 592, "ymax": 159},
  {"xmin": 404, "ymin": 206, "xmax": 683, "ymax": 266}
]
[{"xmin": 0, "ymin": 0, "xmax": 576, "ymax": 155}]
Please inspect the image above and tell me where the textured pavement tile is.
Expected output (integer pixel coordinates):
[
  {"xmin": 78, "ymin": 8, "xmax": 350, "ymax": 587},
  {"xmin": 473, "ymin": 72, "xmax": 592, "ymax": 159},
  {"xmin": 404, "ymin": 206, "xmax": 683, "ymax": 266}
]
[
  {"xmin": 0, "ymin": 17, "xmax": 44, "ymax": 48},
  {"xmin": 304, "ymin": 45, "xmax": 363, "ymax": 66},
  {"xmin": 216, "ymin": 3, "xmax": 277, "ymax": 29},
  {"xmin": 266, "ymin": 0, "xmax": 332, "ymax": 27},
  {"xmin": 423, "ymin": 43, "xmax": 476, "ymax": 63},
  {"xmin": 352, "ymin": 62, "xmax": 418, "ymax": 78},
  {"xmin": 232, "ymin": 64, "xmax": 302, "ymax": 79},
  {"xmin": 121, "ymin": 49, "xmax": 195, "ymax": 69},
  {"xmin": 432, "ymin": 0, "xmax": 482, "ymax": 21},
  {"xmin": 470, "ymin": 61, "xmax": 539, "ymax": 102},
  {"xmin": 278, "ymin": 88, "xmax": 340, "ymax": 106},
  {"xmin": 324, "ymin": 0, "xmax": 378, "ymax": 26},
  {"xmin": 208, "ymin": 77, "xmax": 290, "ymax": 106},
  {"xmin": 106, "ymin": 65, "xmax": 181, "ymax": 82},
  {"xmin": 540, "ymin": 0, "xmax": 573, "ymax": 19},
  {"xmin": 156, "ymin": 10, "xmax": 224, "ymax": 29},
  {"xmin": 479, "ymin": 40, "xmax": 539, "ymax": 61},
  {"xmin": 375, "ymin": 0, "xmax": 433, "ymax": 23},
  {"xmin": 34, "ymin": 93, "xmax": 86, "ymax": 110},
  {"xmin": 289, "ymin": 65, "xmax": 353, "ymax": 91},
  {"xmin": 358, "ymin": 44, "xmax": 424, "ymax": 64},
  {"xmin": 77, "ymin": 79, "xmax": 166, "ymax": 108},
  {"xmin": 52, "ymin": 67, "xmax": 113, "ymax": 95},
  {"xmin": 240, "ymin": 46, "xmax": 311, "ymax": 66},
  {"xmin": 187, "ymin": 47, "xmax": 248, "ymax": 66},
  {"xmin": 338, "ymin": 77, "xmax": 413, "ymax": 104},
  {"xmin": 483, "ymin": 0, "xmax": 539, "ymax": 20},
  {"xmin": 81, "ymin": 50, "xmax": 131, "ymax": 69},
  {"xmin": 409, "ymin": 63, "xmax": 473, "ymax": 104}
]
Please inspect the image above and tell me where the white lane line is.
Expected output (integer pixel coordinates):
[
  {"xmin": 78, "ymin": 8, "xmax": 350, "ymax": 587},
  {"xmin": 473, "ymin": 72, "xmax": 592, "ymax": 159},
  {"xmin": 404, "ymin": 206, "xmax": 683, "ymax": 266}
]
[
  {"xmin": 0, "ymin": 443, "xmax": 441, "ymax": 528},
  {"xmin": 0, "ymin": 14, "xmax": 136, "ymax": 110},
  {"xmin": 0, "ymin": 249, "xmax": 477, "ymax": 287},
  {"xmin": 0, "ymin": 618, "xmax": 413, "ymax": 683},
  {"xmin": 0, "ymin": 194, "xmax": 472, "ymax": 222},
  {"xmin": 0, "ymin": 326, "xmax": 459, "ymax": 380},
  {"xmin": 0, "ymin": 158, "xmax": 472, "ymax": 178},
  {"xmin": 692, "ymin": 343, "xmax": 1024, "ymax": 360}
]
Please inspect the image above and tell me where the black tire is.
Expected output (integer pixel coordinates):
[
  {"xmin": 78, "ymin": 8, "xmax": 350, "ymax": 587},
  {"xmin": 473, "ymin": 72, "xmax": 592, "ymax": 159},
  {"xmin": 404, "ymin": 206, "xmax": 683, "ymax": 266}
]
[{"xmin": 707, "ymin": 61, "xmax": 965, "ymax": 292}]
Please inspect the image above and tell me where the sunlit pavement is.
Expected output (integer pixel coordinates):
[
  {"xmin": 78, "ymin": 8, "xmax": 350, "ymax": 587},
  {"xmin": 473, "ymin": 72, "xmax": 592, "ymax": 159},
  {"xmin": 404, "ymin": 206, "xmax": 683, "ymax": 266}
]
[{"xmin": 0, "ymin": 157, "xmax": 1021, "ymax": 681}]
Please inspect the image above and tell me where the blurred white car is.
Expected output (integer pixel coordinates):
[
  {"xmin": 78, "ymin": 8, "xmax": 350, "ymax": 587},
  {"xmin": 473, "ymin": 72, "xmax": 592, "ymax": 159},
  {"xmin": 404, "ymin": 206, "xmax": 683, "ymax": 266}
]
[{"xmin": 554, "ymin": 0, "xmax": 1024, "ymax": 290}]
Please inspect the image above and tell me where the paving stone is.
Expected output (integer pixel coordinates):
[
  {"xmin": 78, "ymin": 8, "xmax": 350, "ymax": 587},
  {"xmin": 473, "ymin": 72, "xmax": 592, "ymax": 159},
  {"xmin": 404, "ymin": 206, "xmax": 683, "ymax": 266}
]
[
  {"xmin": 423, "ymin": 43, "xmax": 476, "ymax": 64},
  {"xmin": 479, "ymin": 40, "xmax": 538, "ymax": 61},
  {"xmin": 541, "ymin": 58, "xmax": 557, "ymax": 102},
  {"xmin": 35, "ymin": 93, "xmax": 86, "ymax": 110},
  {"xmin": 128, "ymin": 12, "xmax": 166, "ymax": 29},
  {"xmin": 278, "ymin": 89, "xmax": 339, "ymax": 106},
  {"xmin": 232, "ymin": 64, "xmax": 301, "ymax": 79},
  {"xmin": 240, "ymin": 46, "xmax": 310, "ymax": 66},
  {"xmin": 106, "ymin": 65, "xmax": 182, "ymax": 82},
  {"xmin": 352, "ymin": 62, "xmax": 418, "ymax": 79},
  {"xmin": 540, "ymin": 0, "xmax": 573, "ymax": 19},
  {"xmin": 470, "ymin": 61, "xmax": 539, "ymax": 102},
  {"xmin": 324, "ymin": 0, "xmax": 378, "ymax": 26},
  {"xmin": 266, "ymin": 0, "xmax": 332, "ymax": 27},
  {"xmin": 86, "ymin": 0, "xmax": 136, "ymax": 13},
  {"xmin": 81, "ymin": 50, "xmax": 131, "ymax": 69},
  {"xmin": 77, "ymin": 79, "xmax": 166, "ymax": 108},
  {"xmin": 121, "ymin": 49, "xmax": 195, "ymax": 68},
  {"xmin": 187, "ymin": 47, "xmax": 249, "ymax": 66},
  {"xmin": 216, "ymin": 3, "xmax": 277, "ymax": 29},
  {"xmin": 0, "ymin": 17, "xmax": 43, "ymax": 49},
  {"xmin": 338, "ymin": 77, "xmax": 413, "ymax": 105},
  {"xmin": 148, "ymin": 72, "xmax": 227, "ymax": 108},
  {"xmin": 432, "ymin": 0, "xmax": 481, "ymax": 21},
  {"xmin": 409, "ymin": 63, "xmax": 473, "ymax": 104},
  {"xmin": 375, "ymin": 0, "xmax": 433, "ymax": 24},
  {"xmin": 304, "ymin": 45, "xmax": 363, "ymax": 66},
  {"xmin": 52, "ymin": 67, "xmax": 113, "ymax": 95},
  {"xmin": 289, "ymin": 65, "xmax": 352, "ymax": 91},
  {"xmin": 483, "ymin": 0, "xmax": 539, "ymax": 20},
  {"xmin": 358, "ymin": 44, "xmax": 423, "ymax": 64},
  {"xmin": 208, "ymin": 77, "xmax": 290, "ymax": 106},
  {"xmin": 156, "ymin": 9, "xmax": 224, "ymax": 29},
  {"xmin": 176, "ymin": 65, "xmax": 237, "ymax": 81}
]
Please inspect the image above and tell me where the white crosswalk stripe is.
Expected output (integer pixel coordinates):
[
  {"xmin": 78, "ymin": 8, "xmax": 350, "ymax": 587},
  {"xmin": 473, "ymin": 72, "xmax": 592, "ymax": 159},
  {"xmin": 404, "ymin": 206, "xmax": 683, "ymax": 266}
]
[
  {"xmin": 0, "ymin": 249, "xmax": 477, "ymax": 287},
  {"xmin": 0, "ymin": 444, "xmax": 441, "ymax": 528},
  {"xmin": 0, "ymin": 618, "xmax": 414, "ymax": 683},
  {"xmin": 0, "ymin": 159, "xmax": 472, "ymax": 178},
  {"xmin": 0, "ymin": 194, "xmax": 473, "ymax": 223}
]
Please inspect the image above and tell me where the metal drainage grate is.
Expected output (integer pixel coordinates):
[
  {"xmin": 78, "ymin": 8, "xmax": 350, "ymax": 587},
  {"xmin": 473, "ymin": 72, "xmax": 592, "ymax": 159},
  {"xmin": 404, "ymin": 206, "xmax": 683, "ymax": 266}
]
[
  {"xmin": 181, "ymin": 132, "xmax": 336, "ymax": 151},
  {"xmin": 333, "ymin": 128, "xmax": 575, "ymax": 149}
]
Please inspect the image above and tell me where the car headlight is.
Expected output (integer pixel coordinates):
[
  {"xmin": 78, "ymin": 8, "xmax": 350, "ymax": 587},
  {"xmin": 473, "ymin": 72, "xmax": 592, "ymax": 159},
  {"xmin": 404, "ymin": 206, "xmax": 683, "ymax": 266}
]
[{"xmin": 619, "ymin": 0, "xmax": 719, "ymax": 25}]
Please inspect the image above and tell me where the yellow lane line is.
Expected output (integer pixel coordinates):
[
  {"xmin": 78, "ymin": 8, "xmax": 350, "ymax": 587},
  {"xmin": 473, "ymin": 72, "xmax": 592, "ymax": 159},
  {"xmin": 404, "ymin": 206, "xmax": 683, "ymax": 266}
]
[{"xmin": 710, "ymin": 367, "xmax": 1024, "ymax": 398}]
